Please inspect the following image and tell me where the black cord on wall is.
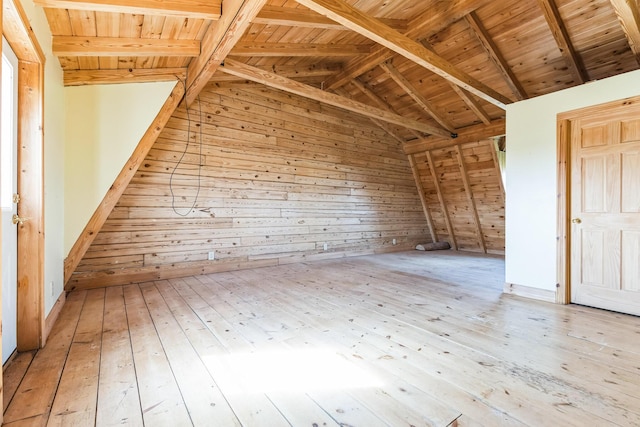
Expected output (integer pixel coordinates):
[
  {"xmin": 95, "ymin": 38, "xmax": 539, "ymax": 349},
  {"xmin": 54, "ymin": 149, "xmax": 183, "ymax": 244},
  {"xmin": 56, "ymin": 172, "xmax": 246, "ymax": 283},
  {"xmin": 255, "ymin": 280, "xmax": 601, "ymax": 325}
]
[{"xmin": 169, "ymin": 79, "xmax": 204, "ymax": 216}]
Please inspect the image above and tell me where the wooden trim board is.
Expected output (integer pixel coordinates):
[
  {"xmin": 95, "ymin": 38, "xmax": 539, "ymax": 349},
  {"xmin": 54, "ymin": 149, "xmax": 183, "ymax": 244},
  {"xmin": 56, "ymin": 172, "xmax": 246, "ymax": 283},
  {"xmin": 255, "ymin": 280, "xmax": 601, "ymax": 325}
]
[
  {"xmin": 503, "ymin": 282, "xmax": 556, "ymax": 303},
  {"xmin": 556, "ymin": 119, "xmax": 571, "ymax": 304},
  {"xmin": 43, "ymin": 292, "xmax": 66, "ymax": 346},
  {"xmin": 16, "ymin": 60, "xmax": 45, "ymax": 351}
]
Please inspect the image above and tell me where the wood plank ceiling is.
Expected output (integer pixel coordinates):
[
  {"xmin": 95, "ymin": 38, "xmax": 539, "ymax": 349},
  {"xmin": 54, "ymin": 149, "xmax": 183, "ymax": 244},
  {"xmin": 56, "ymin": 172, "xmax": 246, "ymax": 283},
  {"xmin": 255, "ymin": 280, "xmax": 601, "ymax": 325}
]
[{"xmin": 37, "ymin": 0, "xmax": 640, "ymax": 143}]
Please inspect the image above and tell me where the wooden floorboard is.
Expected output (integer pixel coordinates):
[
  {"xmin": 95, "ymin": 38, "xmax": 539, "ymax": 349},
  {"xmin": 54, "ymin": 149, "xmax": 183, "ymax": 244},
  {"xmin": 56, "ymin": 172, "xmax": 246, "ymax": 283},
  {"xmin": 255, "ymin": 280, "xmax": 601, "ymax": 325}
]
[
  {"xmin": 4, "ymin": 251, "xmax": 640, "ymax": 426},
  {"xmin": 3, "ymin": 351, "xmax": 36, "ymax": 413}
]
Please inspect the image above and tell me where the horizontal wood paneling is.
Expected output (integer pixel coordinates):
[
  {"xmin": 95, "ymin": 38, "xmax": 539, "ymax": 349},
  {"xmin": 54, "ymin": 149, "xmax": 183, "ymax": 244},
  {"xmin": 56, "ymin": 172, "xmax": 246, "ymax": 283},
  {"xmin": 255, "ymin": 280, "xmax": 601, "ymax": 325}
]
[
  {"xmin": 69, "ymin": 82, "xmax": 430, "ymax": 289},
  {"xmin": 409, "ymin": 139, "xmax": 505, "ymax": 255}
]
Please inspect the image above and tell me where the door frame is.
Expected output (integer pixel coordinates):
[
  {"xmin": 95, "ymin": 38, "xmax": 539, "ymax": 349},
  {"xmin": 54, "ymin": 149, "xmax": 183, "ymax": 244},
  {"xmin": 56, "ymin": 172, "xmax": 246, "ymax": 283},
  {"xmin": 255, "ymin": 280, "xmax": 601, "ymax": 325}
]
[
  {"xmin": 555, "ymin": 95, "xmax": 640, "ymax": 305},
  {"xmin": 2, "ymin": 0, "xmax": 46, "ymax": 351}
]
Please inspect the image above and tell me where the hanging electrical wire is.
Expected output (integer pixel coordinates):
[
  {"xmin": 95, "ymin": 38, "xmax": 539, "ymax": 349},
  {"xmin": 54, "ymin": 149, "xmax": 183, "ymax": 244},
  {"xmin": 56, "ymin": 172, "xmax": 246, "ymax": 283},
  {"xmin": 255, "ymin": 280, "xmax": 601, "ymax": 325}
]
[{"xmin": 169, "ymin": 79, "xmax": 204, "ymax": 216}]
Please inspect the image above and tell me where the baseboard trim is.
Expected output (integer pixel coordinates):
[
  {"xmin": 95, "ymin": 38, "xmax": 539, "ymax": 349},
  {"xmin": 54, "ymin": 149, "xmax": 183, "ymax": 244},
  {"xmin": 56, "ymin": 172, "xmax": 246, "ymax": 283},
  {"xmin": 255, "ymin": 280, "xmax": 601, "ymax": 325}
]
[
  {"xmin": 503, "ymin": 282, "xmax": 556, "ymax": 303},
  {"xmin": 43, "ymin": 292, "xmax": 66, "ymax": 346}
]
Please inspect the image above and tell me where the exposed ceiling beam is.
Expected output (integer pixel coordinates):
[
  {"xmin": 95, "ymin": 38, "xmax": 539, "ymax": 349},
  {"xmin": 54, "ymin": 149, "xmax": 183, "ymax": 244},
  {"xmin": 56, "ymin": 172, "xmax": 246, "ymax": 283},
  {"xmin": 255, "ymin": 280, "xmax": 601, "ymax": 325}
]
[
  {"xmin": 220, "ymin": 59, "xmax": 453, "ymax": 138},
  {"xmin": 448, "ymin": 84, "xmax": 492, "ymax": 126},
  {"xmin": 403, "ymin": 119, "xmax": 506, "ymax": 154},
  {"xmin": 229, "ymin": 42, "xmax": 370, "ymax": 57},
  {"xmin": 295, "ymin": 0, "xmax": 510, "ymax": 109},
  {"xmin": 348, "ymin": 78, "xmax": 425, "ymax": 141},
  {"xmin": 609, "ymin": 0, "xmax": 640, "ymax": 65},
  {"xmin": 254, "ymin": 5, "xmax": 407, "ymax": 31},
  {"xmin": 465, "ymin": 11, "xmax": 527, "ymax": 101},
  {"xmin": 419, "ymin": 39, "xmax": 492, "ymax": 126},
  {"xmin": 536, "ymin": 0, "xmax": 589, "ymax": 84},
  {"xmin": 52, "ymin": 36, "xmax": 199, "ymax": 57},
  {"xmin": 63, "ymin": 68, "xmax": 186, "ymax": 86},
  {"xmin": 349, "ymin": 78, "xmax": 396, "ymax": 112},
  {"xmin": 333, "ymin": 87, "xmax": 408, "ymax": 145},
  {"xmin": 185, "ymin": 0, "xmax": 268, "ymax": 106},
  {"xmin": 32, "ymin": 0, "xmax": 221, "ymax": 20},
  {"xmin": 379, "ymin": 61, "xmax": 455, "ymax": 133},
  {"xmin": 210, "ymin": 63, "xmax": 342, "ymax": 81},
  {"xmin": 322, "ymin": 0, "xmax": 492, "ymax": 90}
]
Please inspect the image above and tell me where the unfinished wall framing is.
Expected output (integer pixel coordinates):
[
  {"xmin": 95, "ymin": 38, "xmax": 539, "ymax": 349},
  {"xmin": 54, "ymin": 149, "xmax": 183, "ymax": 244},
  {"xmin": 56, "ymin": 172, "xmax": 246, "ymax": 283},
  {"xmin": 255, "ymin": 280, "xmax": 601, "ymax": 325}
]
[{"xmin": 67, "ymin": 81, "xmax": 432, "ymax": 290}]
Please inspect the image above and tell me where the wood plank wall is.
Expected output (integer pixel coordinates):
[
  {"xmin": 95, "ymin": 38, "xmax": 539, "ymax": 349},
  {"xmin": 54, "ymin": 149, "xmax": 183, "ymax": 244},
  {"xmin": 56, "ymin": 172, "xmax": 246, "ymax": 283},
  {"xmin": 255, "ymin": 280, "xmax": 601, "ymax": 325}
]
[
  {"xmin": 408, "ymin": 139, "xmax": 505, "ymax": 255},
  {"xmin": 68, "ymin": 81, "xmax": 432, "ymax": 290}
]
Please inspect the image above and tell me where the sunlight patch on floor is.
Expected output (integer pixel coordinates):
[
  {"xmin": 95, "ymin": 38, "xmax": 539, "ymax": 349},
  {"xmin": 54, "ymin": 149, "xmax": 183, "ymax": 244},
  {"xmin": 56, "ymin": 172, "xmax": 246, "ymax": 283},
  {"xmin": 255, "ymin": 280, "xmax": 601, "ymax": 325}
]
[{"xmin": 208, "ymin": 349, "xmax": 382, "ymax": 394}]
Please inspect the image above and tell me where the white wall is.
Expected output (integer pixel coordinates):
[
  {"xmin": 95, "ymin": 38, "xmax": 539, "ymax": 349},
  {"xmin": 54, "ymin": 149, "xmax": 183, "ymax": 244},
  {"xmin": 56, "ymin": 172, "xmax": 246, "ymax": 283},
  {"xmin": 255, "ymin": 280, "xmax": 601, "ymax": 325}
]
[
  {"xmin": 64, "ymin": 82, "xmax": 174, "ymax": 254},
  {"xmin": 506, "ymin": 69, "xmax": 640, "ymax": 293},
  {"xmin": 20, "ymin": 0, "xmax": 66, "ymax": 314}
]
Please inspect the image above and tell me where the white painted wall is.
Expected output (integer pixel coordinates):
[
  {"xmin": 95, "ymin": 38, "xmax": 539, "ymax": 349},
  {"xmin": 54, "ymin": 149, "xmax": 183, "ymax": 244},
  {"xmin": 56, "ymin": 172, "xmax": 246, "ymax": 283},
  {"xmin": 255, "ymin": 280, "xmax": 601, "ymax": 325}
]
[
  {"xmin": 64, "ymin": 82, "xmax": 174, "ymax": 254},
  {"xmin": 20, "ymin": 0, "xmax": 66, "ymax": 314},
  {"xmin": 506, "ymin": 69, "xmax": 640, "ymax": 293}
]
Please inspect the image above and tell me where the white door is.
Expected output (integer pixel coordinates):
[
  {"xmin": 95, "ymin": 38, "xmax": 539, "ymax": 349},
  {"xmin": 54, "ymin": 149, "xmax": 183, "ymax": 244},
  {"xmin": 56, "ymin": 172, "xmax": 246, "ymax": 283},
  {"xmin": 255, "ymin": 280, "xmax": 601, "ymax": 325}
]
[
  {"xmin": 2, "ymin": 37, "xmax": 19, "ymax": 363},
  {"xmin": 570, "ymin": 100, "xmax": 640, "ymax": 316}
]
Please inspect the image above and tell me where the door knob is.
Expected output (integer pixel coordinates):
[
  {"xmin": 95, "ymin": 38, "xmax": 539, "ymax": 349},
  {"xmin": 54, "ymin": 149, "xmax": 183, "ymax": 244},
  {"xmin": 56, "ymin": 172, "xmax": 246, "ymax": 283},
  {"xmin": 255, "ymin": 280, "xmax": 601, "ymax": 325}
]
[
  {"xmin": 12, "ymin": 214, "xmax": 29, "ymax": 225},
  {"xmin": 571, "ymin": 218, "xmax": 582, "ymax": 224}
]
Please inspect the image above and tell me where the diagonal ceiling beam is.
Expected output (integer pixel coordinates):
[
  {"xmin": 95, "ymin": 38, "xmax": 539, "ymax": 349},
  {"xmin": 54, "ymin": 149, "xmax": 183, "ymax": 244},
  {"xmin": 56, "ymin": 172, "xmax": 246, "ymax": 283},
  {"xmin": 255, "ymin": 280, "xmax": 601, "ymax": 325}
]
[
  {"xmin": 536, "ymin": 0, "xmax": 589, "ymax": 84},
  {"xmin": 609, "ymin": 0, "xmax": 640, "ymax": 65},
  {"xmin": 465, "ymin": 11, "xmax": 527, "ymax": 101},
  {"xmin": 208, "ymin": 63, "xmax": 342, "ymax": 83},
  {"xmin": 220, "ymin": 59, "xmax": 453, "ymax": 138},
  {"xmin": 52, "ymin": 36, "xmax": 200, "ymax": 57},
  {"xmin": 322, "ymin": 0, "xmax": 492, "ymax": 90},
  {"xmin": 348, "ymin": 78, "xmax": 425, "ymax": 141},
  {"xmin": 379, "ymin": 61, "xmax": 455, "ymax": 133},
  {"xmin": 254, "ymin": 5, "xmax": 407, "ymax": 31},
  {"xmin": 420, "ymin": 39, "xmax": 491, "ymax": 126},
  {"xmin": 32, "ymin": 0, "xmax": 221, "ymax": 20},
  {"xmin": 185, "ymin": 0, "xmax": 268, "ymax": 106},
  {"xmin": 448, "ymin": 84, "xmax": 492, "ymax": 126},
  {"xmin": 333, "ymin": 87, "xmax": 408, "ymax": 144},
  {"xmin": 295, "ymin": 0, "xmax": 511, "ymax": 109}
]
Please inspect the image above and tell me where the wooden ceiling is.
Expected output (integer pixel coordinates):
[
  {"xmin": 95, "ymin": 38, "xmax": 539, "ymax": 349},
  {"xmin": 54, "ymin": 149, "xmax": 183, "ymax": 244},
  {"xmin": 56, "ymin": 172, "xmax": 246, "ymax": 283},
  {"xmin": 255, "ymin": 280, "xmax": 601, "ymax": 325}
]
[{"xmin": 37, "ymin": 0, "xmax": 640, "ymax": 141}]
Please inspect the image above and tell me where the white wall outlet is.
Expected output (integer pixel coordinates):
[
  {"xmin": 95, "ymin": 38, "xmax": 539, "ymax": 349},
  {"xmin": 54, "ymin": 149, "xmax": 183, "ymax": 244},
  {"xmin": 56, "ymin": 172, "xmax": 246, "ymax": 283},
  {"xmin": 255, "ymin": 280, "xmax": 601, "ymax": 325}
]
[
  {"xmin": 208, "ymin": 251, "xmax": 215, "ymax": 260},
  {"xmin": 392, "ymin": 238, "xmax": 397, "ymax": 245},
  {"xmin": 50, "ymin": 281, "xmax": 55, "ymax": 296},
  {"xmin": 323, "ymin": 243, "xmax": 328, "ymax": 251}
]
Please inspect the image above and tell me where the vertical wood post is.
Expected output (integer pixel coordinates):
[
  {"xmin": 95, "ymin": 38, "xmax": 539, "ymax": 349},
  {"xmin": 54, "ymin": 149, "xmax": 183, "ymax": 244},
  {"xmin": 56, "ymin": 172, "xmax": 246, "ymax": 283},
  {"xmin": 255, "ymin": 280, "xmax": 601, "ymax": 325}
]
[
  {"xmin": 426, "ymin": 150, "xmax": 458, "ymax": 250},
  {"xmin": 556, "ymin": 119, "xmax": 571, "ymax": 304},
  {"xmin": 455, "ymin": 145, "xmax": 486, "ymax": 253},
  {"xmin": 408, "ymin": 154, "xmax": 437, "ymax": 243},
  {"xmin": 488, "ymin": 139, "xmax": 506, "ymax": 203}
]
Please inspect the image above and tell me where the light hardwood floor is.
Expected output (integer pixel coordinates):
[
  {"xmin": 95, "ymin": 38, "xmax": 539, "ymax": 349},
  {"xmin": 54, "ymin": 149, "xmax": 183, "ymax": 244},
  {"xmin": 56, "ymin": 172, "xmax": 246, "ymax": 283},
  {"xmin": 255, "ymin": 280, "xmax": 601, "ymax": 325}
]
[{"xmin": 3, "ymin": 251, "xmax": 640, "ymax": 426}]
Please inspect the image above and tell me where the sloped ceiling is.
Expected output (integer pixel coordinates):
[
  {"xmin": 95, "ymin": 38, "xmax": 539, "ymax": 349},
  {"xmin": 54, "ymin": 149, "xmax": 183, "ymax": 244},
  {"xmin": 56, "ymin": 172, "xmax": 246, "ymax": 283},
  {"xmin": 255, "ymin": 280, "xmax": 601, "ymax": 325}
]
[{"xmin": 37, "ymin": 0, "xmax": 640, "ymax": 142}]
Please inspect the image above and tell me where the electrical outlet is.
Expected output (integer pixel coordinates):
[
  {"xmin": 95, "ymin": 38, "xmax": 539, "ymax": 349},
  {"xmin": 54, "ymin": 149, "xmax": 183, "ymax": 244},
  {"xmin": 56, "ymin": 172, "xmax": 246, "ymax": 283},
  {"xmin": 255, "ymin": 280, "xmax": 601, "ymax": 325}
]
[
  {"xmin": 208, "ymin": 251, "xmax": 215, "ymax": 260},
  {"xmin": 50, "ymin": 281, "xmax": 55, "ymax": 296},
  {"xmin": 392, "ymin": 238, "xmax": 397, "ymax": 245},
  {"xmin": 323, "ymin": 243, "xmax": 328, "ymax": 251}
]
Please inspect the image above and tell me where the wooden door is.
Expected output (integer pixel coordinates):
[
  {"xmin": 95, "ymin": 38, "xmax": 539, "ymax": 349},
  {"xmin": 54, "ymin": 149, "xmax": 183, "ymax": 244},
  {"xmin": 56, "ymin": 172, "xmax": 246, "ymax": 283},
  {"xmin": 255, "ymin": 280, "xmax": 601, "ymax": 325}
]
[{"xmin": 570, "ymin": 101, "xmax": 640, "ymax": 315}]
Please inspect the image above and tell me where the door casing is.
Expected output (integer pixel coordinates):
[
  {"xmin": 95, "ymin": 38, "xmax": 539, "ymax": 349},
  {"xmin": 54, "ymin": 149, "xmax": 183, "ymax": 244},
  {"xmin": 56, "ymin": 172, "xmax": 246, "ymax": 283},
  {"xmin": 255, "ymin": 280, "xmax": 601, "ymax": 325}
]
[{"xmin": 556, "ymin": 95, "xmax": 640, "ymax": 305}]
